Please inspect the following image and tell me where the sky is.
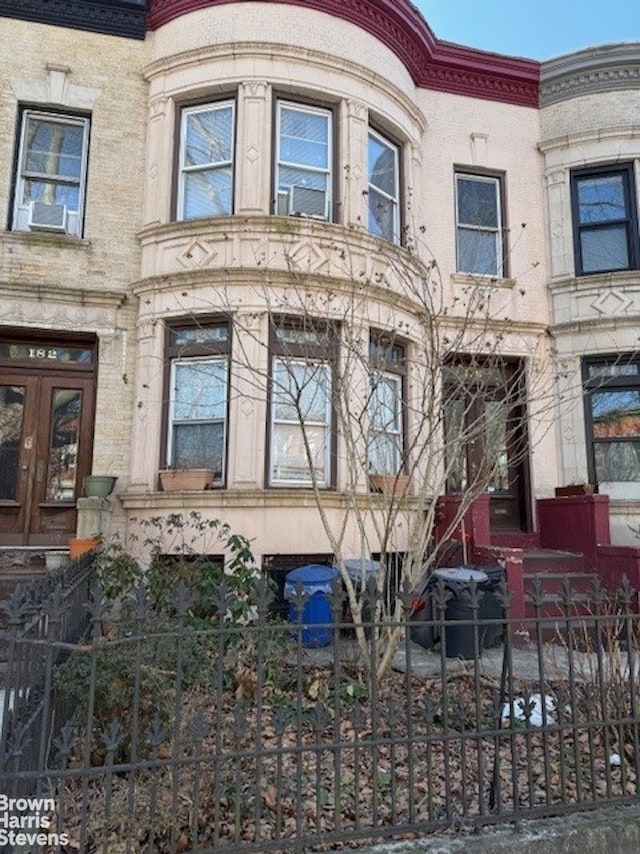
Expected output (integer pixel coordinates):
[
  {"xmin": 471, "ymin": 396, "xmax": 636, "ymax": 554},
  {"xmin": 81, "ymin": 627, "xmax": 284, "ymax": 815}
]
[{"xmin": 414, "ymin": 1, "xmax": 640, "ymax": 61}]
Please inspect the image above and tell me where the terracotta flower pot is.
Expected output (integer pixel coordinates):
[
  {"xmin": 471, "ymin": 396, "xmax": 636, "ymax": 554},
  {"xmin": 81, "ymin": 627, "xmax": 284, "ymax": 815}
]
[
  {"xmin": 369, "ymin": 474, "xmax": 410, "ymax": 496},
  {"xmin": 159, "ymin": 468, "xmax": 215, "ymax": 491},
  {"xmin": 68, "ymin": 537, "xmax": 99, "ymax": 560}
]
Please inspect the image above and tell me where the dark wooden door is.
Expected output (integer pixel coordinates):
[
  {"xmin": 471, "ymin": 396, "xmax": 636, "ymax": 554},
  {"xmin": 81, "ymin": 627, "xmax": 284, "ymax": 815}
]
[
  {"xmin": 0, "ymin": 371, "xmax": 95, "ymax": 546},
  {"xmin": 443, "ymin": 361, "xmax": 530, "ymax": 532}
]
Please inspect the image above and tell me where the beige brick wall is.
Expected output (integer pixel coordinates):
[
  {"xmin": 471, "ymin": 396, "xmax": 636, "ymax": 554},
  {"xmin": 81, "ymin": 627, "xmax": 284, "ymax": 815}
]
[{"xmin": 0, "ymin": 18, "xmax": 149, "ymax": 506}]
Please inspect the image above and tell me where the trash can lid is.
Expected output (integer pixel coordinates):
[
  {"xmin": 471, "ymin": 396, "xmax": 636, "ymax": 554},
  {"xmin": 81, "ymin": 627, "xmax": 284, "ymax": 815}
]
[
  {"xmin": 285, "ymin": 564, "xmax": 338, "ymax": 585},
  {"xmin": 341, "ymin": 559, "xmax": 381, "ymax": 581},
  {"xmin": 433, "ymin": 567, "xmax": 488, "ymax": 584}
]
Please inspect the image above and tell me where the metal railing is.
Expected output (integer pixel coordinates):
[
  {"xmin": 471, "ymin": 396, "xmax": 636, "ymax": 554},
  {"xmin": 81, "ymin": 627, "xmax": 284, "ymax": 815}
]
[
  {"xmin": 0, "ymin": 551, "xmax": 96, "ymax": 798},
  {"xmin": 0, "ymin": 571, "xmax": 639, "ymax": 853}
]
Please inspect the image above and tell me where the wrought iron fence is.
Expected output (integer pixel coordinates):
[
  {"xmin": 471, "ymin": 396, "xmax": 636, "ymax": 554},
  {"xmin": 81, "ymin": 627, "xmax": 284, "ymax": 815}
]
[
  {"xmin": 1, "ymin": 570, "xmax": 639, "ymax": 853},
  {"xmin": 0, "ymin": 551, "xmax": 96, "ymax": 800}
]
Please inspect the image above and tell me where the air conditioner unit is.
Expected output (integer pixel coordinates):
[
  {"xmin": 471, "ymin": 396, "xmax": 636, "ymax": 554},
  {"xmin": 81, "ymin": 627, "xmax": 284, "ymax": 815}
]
[
  {"xmin": 276, "ymin": 190, "xmax": 290, "ymax": 217},
  {"xmin": 290, "ymin": 185, "xmax": 327, "ymax": 219},
  {"xmin": 28, "ymin": 201, "xmax": 68, "ymax": 233}
]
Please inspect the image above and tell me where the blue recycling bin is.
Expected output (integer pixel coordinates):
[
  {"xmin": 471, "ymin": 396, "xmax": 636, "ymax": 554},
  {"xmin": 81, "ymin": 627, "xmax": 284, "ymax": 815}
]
[{"xmin": 284, "ymin": 564, "xmax": 338, "ymax": 647}]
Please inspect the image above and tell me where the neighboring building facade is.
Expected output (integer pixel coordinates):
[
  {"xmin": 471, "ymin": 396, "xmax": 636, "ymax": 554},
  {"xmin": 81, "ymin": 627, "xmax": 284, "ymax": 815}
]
[{"xmin": 0, "ymin": 0, "xmax": 638, "ymax": 564}]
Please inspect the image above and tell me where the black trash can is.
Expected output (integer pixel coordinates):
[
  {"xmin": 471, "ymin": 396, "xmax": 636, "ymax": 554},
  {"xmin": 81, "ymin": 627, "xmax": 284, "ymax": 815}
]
[
  {"xmin": 409, "ymin": 568, "xmax": 435, "ymax": 650},
  {"xmin": 341, "ymin": 559, "xmax": 381, "ymax": 634},
  {"xmin": 431, "ymin": 567, "xmax": 489, "ymax": 659},
  {"xmin": 479, "ymin": 564, "xmax": 506, "ymax": 648}
]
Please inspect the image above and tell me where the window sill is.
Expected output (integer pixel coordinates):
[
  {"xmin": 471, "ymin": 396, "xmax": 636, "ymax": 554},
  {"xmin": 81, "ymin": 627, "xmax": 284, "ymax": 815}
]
[
  {"xmin": 2, "ymin": 230, "xmax": 90, "ymax": 251},
  {"xmin": 451, "ymin": 273, "xmax": 516, "ymax": 289}
]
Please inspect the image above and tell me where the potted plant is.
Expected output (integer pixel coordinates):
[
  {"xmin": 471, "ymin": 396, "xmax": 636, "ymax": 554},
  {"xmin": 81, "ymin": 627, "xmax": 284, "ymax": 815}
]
[
  {"xmin": 369, "ymin": 473, "xmax": 410, "ymax": 496},
  {"xmin": 554, "ymin": 483, "xmax": 595, "ymax": 497},
  {"xmin": 159, "ymin": 468, "xmax": 215, "ymax": 491},
  {"xmin": 83, "ymin": 475, "xmax": 118, "ymax": 498}
]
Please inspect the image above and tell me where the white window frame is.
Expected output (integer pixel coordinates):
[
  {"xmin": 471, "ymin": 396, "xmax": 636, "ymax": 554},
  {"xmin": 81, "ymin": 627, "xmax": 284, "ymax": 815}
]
[
  {"xmin": 270, "ymin": 357, "xmax": 332, "ymax": 487},
  {"xmin": 12, "ymin": 109, "xmax": 90, "ymax": 237},
  {"xmin": 368, "ymin": 370, "xmax": 404, "ymax": 476},
  {"xmin": 168, "ymin": 355, "xmax": 229, "ymax": 485},
  {"xmin": 455, "ymin": 172, "xmax": 504, "ymax": 277},
  {"xmin": 367, "ymin": 128, "xmax": 400, "ymax": 244},
  {"xmin": 275, "ymin": 101, "xmax": 332, "ymax": 221},
  {"xmin": 178, "ymin": 100, "xmax": 235, "ymax": 220}
]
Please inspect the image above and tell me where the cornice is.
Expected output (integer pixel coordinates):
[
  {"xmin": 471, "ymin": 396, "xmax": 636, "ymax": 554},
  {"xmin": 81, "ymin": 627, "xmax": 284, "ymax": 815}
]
[
  {"xmin": 146, "ymin": 0, "xmax": 540, "ymax": 107},
  {"xmin": 144, "ymin": 41, "xmax": 427, "ymax": 132},
  {"xmin": 541, "ymin": 43, "xmax": 640, "ymax": 107},
  {"xmin": 0, "ymin": 0, "xmax": 146, "ymax": 40}
]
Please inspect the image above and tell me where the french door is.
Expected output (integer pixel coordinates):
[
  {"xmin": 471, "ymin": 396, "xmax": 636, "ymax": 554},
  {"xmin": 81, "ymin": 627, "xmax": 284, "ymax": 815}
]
[{"xmin": 0, "ymin": 354, "xmax": 95, "ymax": 545}]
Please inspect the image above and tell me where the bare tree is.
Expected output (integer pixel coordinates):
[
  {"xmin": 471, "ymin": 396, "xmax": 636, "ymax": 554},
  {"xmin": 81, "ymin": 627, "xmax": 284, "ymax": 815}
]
[{"xmin": 157, "ymin": 223, "xmax": 559, "ymax": 681}]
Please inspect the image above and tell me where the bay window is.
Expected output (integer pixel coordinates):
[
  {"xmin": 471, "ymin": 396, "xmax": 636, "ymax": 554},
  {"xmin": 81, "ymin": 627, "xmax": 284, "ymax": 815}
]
[
  {"xmin": 165, "ymin": 320, "xmax": 230, "ymax": 485},
  {"xmin": 275, "ymin": 101, "xmax": 332, "ymax": 220},
  {"xmin": 178, "ymin": 100, "xmax": 235, "ymax": 220},
  {"xmin": 269, "ymin": 320, "xmax": 335, "ymax": 487}
]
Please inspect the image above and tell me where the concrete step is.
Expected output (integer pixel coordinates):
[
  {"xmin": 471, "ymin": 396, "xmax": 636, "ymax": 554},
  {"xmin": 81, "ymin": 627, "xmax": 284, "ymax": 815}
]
[{"xmin": 523, "ymin": 548, "xmax": 585, "ymax": 575}]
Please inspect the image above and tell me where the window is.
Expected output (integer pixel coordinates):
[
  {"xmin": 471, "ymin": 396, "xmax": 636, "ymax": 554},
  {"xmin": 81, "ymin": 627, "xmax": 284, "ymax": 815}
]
[
  {"xmin": 165, "ymin": 320, "xmax": 230, "ymax": 485},
  {"xmin": 368, "ymin": 335, "xmax": 405, "ymax": 474},
  {"xmin": 584, "ymin": 356, "xmax": 640, "ymax": 498},
  {"xmin": 269, "ymin": 319, "xmax": 335, "ymax": 487},
  {"xmin": 178, "ymin": 101, "xmax": 235, "ymax": 219},
  {"xmin": 368, "ymin": 129, "xmax": 400, "ymax": 243},
  {"xmin": 275, "ymin": 101, "xmax": 332, "ymax": 220},
  {"xmin": 12, "ymin": 109, "xmax": 90, "ymax": 236},
  {"xmin": 572, "ymin": 164, "xmax": 639, "ymax": 275},
  {"xmin": 455, "ymin": 172, "xmax": 505, "ymax": 277}
]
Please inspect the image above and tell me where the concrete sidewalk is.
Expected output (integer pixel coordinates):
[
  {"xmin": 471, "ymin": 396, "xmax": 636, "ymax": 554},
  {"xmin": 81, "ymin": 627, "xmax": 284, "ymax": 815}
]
[{"xmin": 360, "ymin": 805, "xmax": 640, "ymax": 853}]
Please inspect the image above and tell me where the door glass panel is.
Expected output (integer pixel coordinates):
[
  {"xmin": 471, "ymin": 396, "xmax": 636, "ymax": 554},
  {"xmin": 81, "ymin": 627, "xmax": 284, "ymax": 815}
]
[
  {"xmin": 0, "ymin": 385, "xmax": 25, "ymax": 500},
  {"xmin": 46, "ymin": 388, "xmax": 81, "ymax": 501},
  {"xmin": 484, "ymin": 399, "xmax": 510, "ymax": 493}
]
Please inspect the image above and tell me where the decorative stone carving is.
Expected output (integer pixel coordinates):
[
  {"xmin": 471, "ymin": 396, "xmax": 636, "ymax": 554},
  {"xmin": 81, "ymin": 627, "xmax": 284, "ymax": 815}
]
[
  {"xmin": 177, "ymin": 238, "xmax": 219, "ymax": 269},
  {"xmin": 591, "ymin": 289, "xmax": 633, "ymax": 317}
]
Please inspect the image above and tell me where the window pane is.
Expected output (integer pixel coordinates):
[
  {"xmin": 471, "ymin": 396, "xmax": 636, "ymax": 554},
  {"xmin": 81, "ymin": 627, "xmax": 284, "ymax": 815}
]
[
  {"xmin": 23, "ymin": 180, "xmax": 80, "ymax": 210},
  {"xmin": 174, "ymin": 422, "xmax": 224, "ymax": 474},
  {"xmin": 172, "ymin": 324, "xmax": 229, "ymax": 347},
  {"xmin": 184, "ymin": 106, "xmax": 233, "ymax": 167},
  {"xmin": 46, "ymin": 388, "xmax": 81, "ymax": 501},
  {"xmin": 280, "ymin": 107, "xmax": 329, "ymax": 168},
  {"xmin": 458, "ymin": 227, "xmax": 499, "ymax": 276},
  {"xmin": 588, "ymin": 362, "xmax": 639, "ymax": 379},
  {"xmin": 24, "ymin": 118, "xmax": 84, "ymax": 180},
  {"xmin": 183, "ymin": 167, "xmax": 233, "ymax": 218},
  {"xmin": 594, "ymin": 441, "xmax": 640, "ymax": 482},
  {"xmin": 368, "ymin": 188, "xmax": 396, "ymax": 242},
  {"xmin": 457, "ymin": 177, "xmax": 498, "ymax": 228},
  {"xmin": 173, "ymin": 360, "xmax": 227, "ymax": 421},
  {"xmin": 278, "ymin": 166, "xmax": 327, "ymax": 192},
  {"xmin": 580, "ymin": 225, "xmax": 629, "ymax": 273},
  {"xmin": 0, "ymin": 385, "xmax": 25, "ymax": 501},
  {"xmin": 444, "ymin": 397, "xmax": 468, "ymax": 492},
  {"xmin": 368, "ymin": 433, "xmax": 402, "ymax": 475},
  {"xmin": 273, "ymin": 361, "xmax": 330, "ymax": 423},
  {"xmin": 592, "ymin": 390, "xmax": 640, "ymax": 439},
  {"xmin": 368, "ymin": 134, "xmax": 397, "ymax": 197},
  {"xmin": 271, "ymin": 423, "xmax": 327, "ymax": 484},
  {"xmin": 484, "ymin": 399, "xmax": 509, "ymax": 493},
  {"xmin": 370, "ymin": 375, "xmax": 400, "ymax": 431},
  {"xmin": 577, "ymin": 174, "xmax": 626, "ymax": 224}
]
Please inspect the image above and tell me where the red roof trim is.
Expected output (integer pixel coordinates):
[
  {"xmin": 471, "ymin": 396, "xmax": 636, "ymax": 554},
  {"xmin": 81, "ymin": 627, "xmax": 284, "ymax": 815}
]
[{"xmin": 147, "ymin": 0, "xmax": 540, "ymax": 108}]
